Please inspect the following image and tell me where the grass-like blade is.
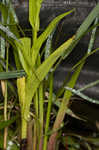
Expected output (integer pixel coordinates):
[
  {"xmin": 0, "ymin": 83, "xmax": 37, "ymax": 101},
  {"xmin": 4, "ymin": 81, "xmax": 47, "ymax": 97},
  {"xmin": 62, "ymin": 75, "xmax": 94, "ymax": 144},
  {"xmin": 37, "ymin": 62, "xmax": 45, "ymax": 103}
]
[
  {"xmin": 62, "ymin": 3, "xmax": 99, "ymax": 59},
  {"xmin": 76, "ymin": 3, "xmax": 99, "ymax": 40},
  {"xmin": 79, "ymin": 79, "xmax": 99, "ymax": 92},
  {"xmin": 0, "ymin": 2, "xmax": 8, "ymax": 23},
  {"xmin": 29, "ymin": 0, "xmax": 43, "ymax": 30},
  {"xmin": 23, "ymin": 36, "xmax": 75, "ymax": 119},
  {"xmin": 0, "ymin": 70, "xmax": 26, "ymax": 80},
  {"xmin": 0, "ymin": 24, "xmax": 20, "ymax": 42},
  {"xmin": 65, "ymin": 86, "xmax": 99, "ymax": 104},
  {"xmin": 32, "ymin": 9, "xmax": 75, "ymax": 65},
  {"xmin": 15, "ymin": 37, "xmax": 32, "ymax": 74}
]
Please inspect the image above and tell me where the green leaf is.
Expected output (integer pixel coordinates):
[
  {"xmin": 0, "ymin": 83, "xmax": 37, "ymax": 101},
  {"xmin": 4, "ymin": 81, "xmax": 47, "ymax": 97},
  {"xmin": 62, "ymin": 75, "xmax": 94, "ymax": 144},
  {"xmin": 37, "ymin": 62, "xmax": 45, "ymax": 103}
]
[
  {"xmin": 72, "ymin": 47, "xmax": 99, "ymax": 70},
  {"xmin": 32, "ymin": 9, "xmax": 75, "ymax": 65},
  {"xmin": 79, "ymin": 79, "xmax": 99, "ymax": 92},
  {"xmin": 0, "ymin": 2, "xmax": 19, "ymax": 37},
  {"xmin": 50, "ymin": 9, "xmax": 99, "ymax": 145},
  {"xmin": 44, "ymin": 26, "xmax": 57, "ymax": 60},
  {"xmin": 44, "ymin": 32, "xmax": 53, "ymax": 60},
  {"xmin": 0, "ymin": 2, "xmax": 8, "ymax": 23},
  {"xmin": 36, "ymin": 36, "xmax": 75, "ymax": 90},
  {"xmin": 4, "ymin": 1, "xmax": 22, "ymax": 70},
  {"xmin": 65, "ymin": 86, "xmax": 99, "ymax": 105},
  {"xmin": 23, "ymin": 36, "xmax": 75, "ymax": 118},
  {"xmin": 0, "ymin": 23, "xmax": 20, "ymax": 42},
  {"xmin": 17, "ymin": 77, "xmax": 25, "ymax": 109},
  {"xmin": 64, "ymin": 62, "xmax": 84, "ymax": 100},
  {"xmin": 63, "ymin": 3, "xmax": 99, "ymax": 59},
  {"xmin": 15, "ymin": 38, "xmax": 32, "ymax": 74},
  {"xmin": 0, "ymin": 2, "xmax": 20, "ymax": 40},
  {"xmin": 0, "ymin": 116, "xmax": 19, "ymax": 130},
  {"xmin": 0, "ymin": 70, "xmax": 26, "ymax": 80},
  {"xmin": 29, "ymin": 0, "xmax": 43, "ymax": 30},
  {"xmin": 29, "ymin": 0, "xmax": 36, "ymax": 28},
  {"xmin": 76, "ymin": 3, "xmax": 99, "ymax": 40}
]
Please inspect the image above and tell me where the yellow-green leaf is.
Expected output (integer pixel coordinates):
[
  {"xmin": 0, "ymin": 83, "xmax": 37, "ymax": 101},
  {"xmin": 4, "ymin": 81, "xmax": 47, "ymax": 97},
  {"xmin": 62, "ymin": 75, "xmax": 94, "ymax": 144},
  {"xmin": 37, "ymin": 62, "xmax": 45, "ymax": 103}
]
[
  {"xmin": 32, "ymin": 9, "xmax": 75, "ymax": 65},
  {"xmin": 29, "ymin": 0, "xmax": 43, "ymax": 30},
  {"xmin": 23, "ymin": 36, "xmax": 75, "ymax": 119},
  {"xmin": 15, "ymin": 37, "xmax": 32, "ymax": 74},
  {"xmin": 17, "ymin": 77, "xmax": 25, "ymax": 108},
  {"xmin": 0, "ymin": 2, "xmax": 8, "ymax": 23}
]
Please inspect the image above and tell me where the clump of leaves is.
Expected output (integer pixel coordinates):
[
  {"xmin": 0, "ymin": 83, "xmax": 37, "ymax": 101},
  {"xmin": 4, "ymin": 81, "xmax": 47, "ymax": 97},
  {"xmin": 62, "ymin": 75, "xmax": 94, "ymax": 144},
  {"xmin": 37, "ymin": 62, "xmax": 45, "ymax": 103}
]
[{"xmin": 0, "ymin": 0, "xmax": 99, "ymax": 150}]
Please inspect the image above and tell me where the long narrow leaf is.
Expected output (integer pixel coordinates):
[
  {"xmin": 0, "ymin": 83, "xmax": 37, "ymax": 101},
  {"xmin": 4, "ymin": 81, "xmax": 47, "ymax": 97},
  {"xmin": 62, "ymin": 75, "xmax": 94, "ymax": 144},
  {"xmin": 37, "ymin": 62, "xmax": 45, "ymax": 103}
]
[
  {"xmin": 76, "ymin": 3, "xmax": 99, "ymax": 40},
  {"xmin": 15, "ymin": 38, "xmax": 32, "ymax": 74},
  {"xmin": 0, "ymin": 2, "xmax": 8, "ymax": 23},
  {"xmin": 79, "ymin": 80, "xmax": 99, "ymax": 92},
  {"xmin": 65, "ymin": 87, "xmax": 99, "ymax": 104},
  {"xmin": 0, "ymin": 24, "xmax": 20, "ymax": 42},
  {"xmin": 63, "ymin": 3, "xmax": 99, "ymax": 59},
  {"xmin": 29, "ymin": 0, "xmax": 37, "ymax": 28},
  {"xmin": 23, "ymin": 36, "xmax": 75, "ymax": 118},
  {"xmin": 36, "ymin": 36, "xmax": 75, "ymax": 83},
  {"xmin": 72, "ymin": 47, "xmax": 99, "ymax": 70},
  {"xmin": 0, "ymin": 70, "xmax": 26, "ymax": 79},
  {"xmin": 32, "ymin": 9, "xmax": 75, "ymax": 65},
  {"xmin": 29, "ymin": 0, "xmax": 43, "ymax": 30}
]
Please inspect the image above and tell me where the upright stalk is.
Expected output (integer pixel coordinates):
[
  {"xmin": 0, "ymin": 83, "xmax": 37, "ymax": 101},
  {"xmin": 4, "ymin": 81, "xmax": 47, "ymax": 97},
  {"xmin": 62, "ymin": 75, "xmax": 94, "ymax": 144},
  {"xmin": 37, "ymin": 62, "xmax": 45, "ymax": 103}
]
[
  {"xmin": 3, "ymin": 43, "xmax": 9, "ymax": 150},
  {"xmin": 33, "ymin": 29, "xmax": 37, "ymax": 45},
  {"xmin": 20, "ymin": 107, "xmax": 28, "ymax": 149},
  {"xmin": 43, "ymin": 72, "xmax": 53, "ymax": 150},
  {"xmin": 34, "ymin": 91, "xmax": 39, "ymax": 150},
  {"xmin": 3, "ymin": 81, "xmax": 8, "ymax": 150},
  {"xmin": 39, "ymin": 83, "xmax": 44, "ymax": 150},
  {"xmin": 17, "ymin": 76, "xmax": 27, "ymax": 150},
  {"xmin": 1, "ymin": 1, "xmax": 7, "ymax": 147}
]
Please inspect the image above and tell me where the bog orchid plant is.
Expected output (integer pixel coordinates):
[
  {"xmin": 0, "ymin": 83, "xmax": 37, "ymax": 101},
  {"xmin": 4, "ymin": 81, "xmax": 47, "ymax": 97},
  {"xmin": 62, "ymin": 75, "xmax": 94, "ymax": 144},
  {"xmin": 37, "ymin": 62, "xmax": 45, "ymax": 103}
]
[{"xmin": 0, "ymin": 0, "xmax": 99, "ymax": 149}]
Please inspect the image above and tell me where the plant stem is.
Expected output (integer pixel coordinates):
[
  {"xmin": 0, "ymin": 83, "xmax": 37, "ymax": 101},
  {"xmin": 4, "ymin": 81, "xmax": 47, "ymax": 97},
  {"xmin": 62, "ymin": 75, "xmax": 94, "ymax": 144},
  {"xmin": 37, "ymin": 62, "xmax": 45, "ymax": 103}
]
[
  {"xmin": 35, "ymin": 91, "xmax": 39, "ymax": 117},
  {"xmin": 33, "ymin": 120, "xmax": 37, "ymax": 150},
  {"xmin": 34, "ymin": 91, "xmax": 39, "ymax": 150},
  {"xmin": 39, "ymin": 83, "xmax": 44, "ymax": 150},
  {"xmin": 3, "ymin": 81, "xmax": 8, "ymax": 150},
  {"xmin": 4, "ymin": 43, "xmax": 9, "ymax": 150},
  {"xmin": 21, "ymin": 118, "xmax": 27, "ymax": 139},
  {"xmin": 43, "ymin": 72, "xmax": 53, "ymax": 150},
  {"xmin": 1, "ymin": 0, "xmax": 8, "ymax": 148},
  {"xmin": 33, "ymin": 29, "xmax": 37, "ymax": 45},
  {"xmin": 27, "ymin": 121, "xmax": 33, "ymax": 150}
]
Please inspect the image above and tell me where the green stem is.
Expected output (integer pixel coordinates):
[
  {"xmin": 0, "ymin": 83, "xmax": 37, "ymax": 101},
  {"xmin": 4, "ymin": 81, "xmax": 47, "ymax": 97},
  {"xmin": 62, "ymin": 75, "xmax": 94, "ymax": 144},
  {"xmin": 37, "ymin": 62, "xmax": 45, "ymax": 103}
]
[
  {"xmin": 4, "ymin": 82, "xmax": 7, "ymax": 120},
  {"xmin": 3, "ymin": 41, "xmax": 9, "ymax": 150},
  {"xmin": 43, "ymin": 72, "xmax": 53, "ymax": 150},
  {"xmin": 34, "ymin": 91, "xmax": 39, "ymax": 117},
  {"xmin": 39, "ymin": 84, "xmax": 43, "ymax": 128},
  {"xmin": 34, "ymin": 91, "xmax": 39, "ymax": 150},
  {"xmin": 4, "ymin": 43, "xmax": 8, "ymax": 119},
  {"xmin": 33, "ymin": 29, "xmax": 37, "ymax": 45},
  {"xmin": 39, "ymin": 83, "xmax": 44, "ymax": 150},
  {"xmin": 21, "ymin": 118, "xmax": 27, "ymax": 139}
]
